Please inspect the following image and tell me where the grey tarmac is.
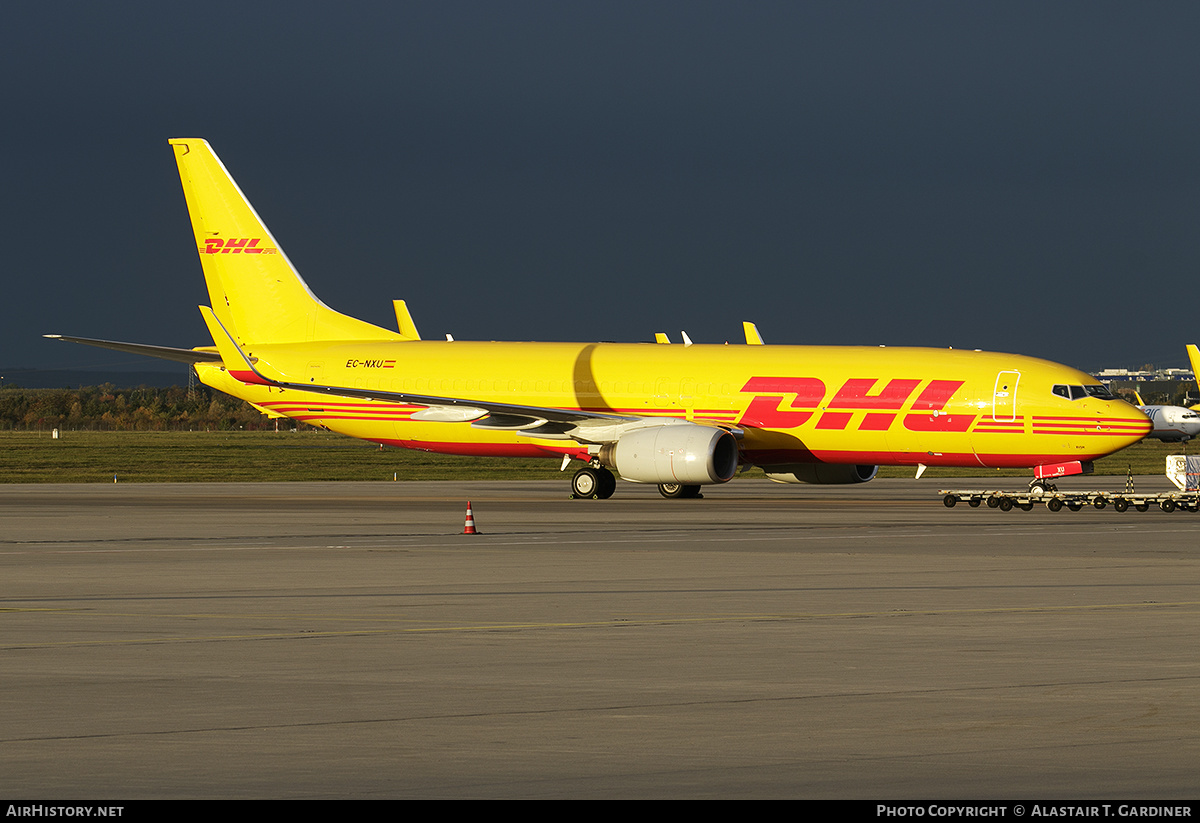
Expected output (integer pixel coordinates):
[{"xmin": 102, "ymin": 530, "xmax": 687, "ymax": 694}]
[{"xmin": 0, "ymin": 477, "xmax": 1197, "ymax": 799}]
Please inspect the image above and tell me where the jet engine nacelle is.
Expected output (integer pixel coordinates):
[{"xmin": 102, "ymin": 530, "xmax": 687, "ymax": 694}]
[
  {"xmin": 601, "ymin": 424, "xmax": 739, "ymax": 485},
  {"xmin": 763, "ymin": 464, "xmax": 879, "ymax": 485}
]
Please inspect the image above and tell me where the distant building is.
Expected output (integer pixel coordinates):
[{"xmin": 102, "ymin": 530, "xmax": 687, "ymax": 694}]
[
  {"xmin": 1096, "ymin": 367, "xmax": 1194, "ymax": 383},
  {"xmin": 1096, "ymin": 367, "xmax": 1198, "ymax": 407}
]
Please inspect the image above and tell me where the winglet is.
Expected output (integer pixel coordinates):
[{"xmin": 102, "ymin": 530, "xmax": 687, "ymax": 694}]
[
  {"xmin": 393, "ymin": 300, "xmax": 421, "ymax": 340},
  {"xmin": 199, "ymin": 305, "xmax": 274, "ymax": 386},
  {"xmin": 742, "ymin": 321, "xmax": 764, "ymax": 345}
]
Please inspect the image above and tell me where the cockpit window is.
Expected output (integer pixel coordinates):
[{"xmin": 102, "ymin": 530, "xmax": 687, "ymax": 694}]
[
  {"xmin": 1051, "ymin": 384, "xmax": 1087, "ymax": 400},
  {"xmin": 1053, "ymin": 384, "xmax": 1114, "ymax": 401}
]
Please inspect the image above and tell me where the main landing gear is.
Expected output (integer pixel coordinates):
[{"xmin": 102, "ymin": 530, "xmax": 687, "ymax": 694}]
[
  {"xmin": 568, "ymin": 464, "xmax": 703, "ymax": 500},
  {"xmin": 657, "ymin": 482, "xmax": 702, "ymax": 499},
  {"xmin": 570, "ymin": 466, "xmax": 616, "ymax": 499}
]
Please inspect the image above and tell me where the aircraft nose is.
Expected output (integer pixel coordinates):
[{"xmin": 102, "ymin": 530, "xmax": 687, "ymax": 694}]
[
  {"xmin": 1104, "ymin": 407, "xmax": 1152, "ymax": 444},
  {"xmin": 1125, "ymin": 412, "xmax": 1153, "ymax": 440}
]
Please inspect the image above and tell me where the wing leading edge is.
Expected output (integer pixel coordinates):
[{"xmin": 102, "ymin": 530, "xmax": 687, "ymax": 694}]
[{"xmin": 196, "ymin": 306, "xmax": 676, "ymax": 444}]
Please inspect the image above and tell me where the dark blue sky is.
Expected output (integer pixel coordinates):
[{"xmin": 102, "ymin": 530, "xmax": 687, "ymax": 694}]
[{"xmin": 5, "ymin": 2, "xmax": 1200, "ymax": 374}]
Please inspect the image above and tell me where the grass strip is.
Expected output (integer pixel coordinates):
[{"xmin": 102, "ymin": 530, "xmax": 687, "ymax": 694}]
[{"xmin": 0, "ymin": 430, "xmax": 1184, "ymax": 483}]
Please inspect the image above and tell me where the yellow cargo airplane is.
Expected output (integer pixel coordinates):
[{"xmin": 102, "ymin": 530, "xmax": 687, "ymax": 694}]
[{"xmin": 47, "ymin": 139, "xmax": 1151, "ymax": 499}]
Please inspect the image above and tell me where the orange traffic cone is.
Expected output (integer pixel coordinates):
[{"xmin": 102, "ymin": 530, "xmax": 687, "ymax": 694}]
[{"xmin": 462, "ymin": 501, "xmax": 480, "ymax": 535}]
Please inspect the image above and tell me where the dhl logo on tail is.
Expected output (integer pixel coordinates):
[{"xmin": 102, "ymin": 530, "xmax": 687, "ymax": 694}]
[{"xmin": 202, "ymin": 238, "xmax": 275, "ymax": 255}]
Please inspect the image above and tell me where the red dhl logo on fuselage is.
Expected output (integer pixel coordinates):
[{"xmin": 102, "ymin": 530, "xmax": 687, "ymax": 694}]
[
  {"xmin": 738, "ymin": 377, "xmax": 973, "ymax": 433},
  {"xmin": 202, "ymin": 238, "xmax": 277, "ymax": 254}
]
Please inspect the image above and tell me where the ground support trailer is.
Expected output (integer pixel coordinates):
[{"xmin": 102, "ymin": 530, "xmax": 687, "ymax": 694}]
[{"xmin": 938, "ymin": 455, "xmax": 1200, "ymax": 513}]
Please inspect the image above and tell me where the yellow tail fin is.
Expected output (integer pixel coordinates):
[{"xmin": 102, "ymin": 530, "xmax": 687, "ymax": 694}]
[{"xmin": 169, "ymin": 139, "xmax": 402, "ymax": 346}]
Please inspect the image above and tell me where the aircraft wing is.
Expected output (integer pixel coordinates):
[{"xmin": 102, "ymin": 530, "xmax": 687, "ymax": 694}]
[
  {"xmin": 273, "ymin": 377, "xmax": 644, "ymax": 441},
  {"xmin": 197, "ymin": 306, "xmax": 659, "ymax": 443},
  {"xmin": 45, "ymin": 334, "xmax": 221, "ymax": 365},
  {"xmin": 47, "ymin": 313, "xmax": 740, "ymax": 447}
]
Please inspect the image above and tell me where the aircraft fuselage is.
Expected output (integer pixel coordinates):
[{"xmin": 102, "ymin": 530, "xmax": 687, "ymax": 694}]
[{"xmin": 199, "ymin": 340, "xmax": 1150, "ymax": 470}]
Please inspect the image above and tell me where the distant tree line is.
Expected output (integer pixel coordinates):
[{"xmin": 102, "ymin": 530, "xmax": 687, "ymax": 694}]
[
  {"xmin": 0, "ymin": 385, "xmax": 289, "ymax": 431},
  {"xmin": 5, "ymin": 380, "xmax": 1194, "ymax": 433}
]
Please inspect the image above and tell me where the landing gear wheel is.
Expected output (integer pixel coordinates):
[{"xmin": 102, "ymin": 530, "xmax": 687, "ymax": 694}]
[
  {"xmin": 1030, "ymin": 480, "xmax": 1058, "ymax": 494},
  {"xmin": 571, "ymin": 467, "xmax": 615, "ymax": 500},
  {"xmin": 597, "ymin": 468, "xmax": 616, "ymax": 499},
  {"xmin": 658, "ymin": 483, "xmax": 702, "ymax": 499}
]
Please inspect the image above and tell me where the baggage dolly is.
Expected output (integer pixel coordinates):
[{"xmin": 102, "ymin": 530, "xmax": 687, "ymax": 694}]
[{"xmin": 938, "ymin": 455, "xmax": 1200, "ymax": 513}]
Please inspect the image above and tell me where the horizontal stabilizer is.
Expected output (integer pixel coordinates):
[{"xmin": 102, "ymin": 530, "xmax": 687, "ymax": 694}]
[{"xmin": 44, "ymin": 334, "xmax": 220, "ymax": 365}]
